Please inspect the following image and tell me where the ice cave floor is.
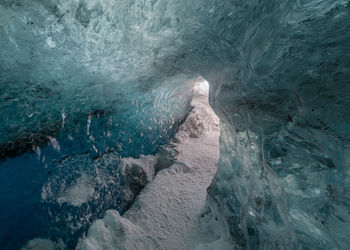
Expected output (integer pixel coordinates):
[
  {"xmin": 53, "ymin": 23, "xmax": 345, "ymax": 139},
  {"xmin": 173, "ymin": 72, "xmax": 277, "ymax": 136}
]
[{"xmin": 78, "ymin": 84, "xmax": 233, "ymax": 250}]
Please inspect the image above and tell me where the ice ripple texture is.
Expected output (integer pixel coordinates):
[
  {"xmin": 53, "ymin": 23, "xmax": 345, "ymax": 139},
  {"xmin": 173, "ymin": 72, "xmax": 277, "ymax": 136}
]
[{"xmin": 1, "ymin": 0, "xmax": 350, "ymax": 249}]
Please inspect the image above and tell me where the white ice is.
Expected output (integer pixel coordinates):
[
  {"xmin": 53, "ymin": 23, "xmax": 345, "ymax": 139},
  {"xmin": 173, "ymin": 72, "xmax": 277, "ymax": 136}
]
[
  {"xmin": 21, "ymin": 238, "xmax": 65, "ymax": 250},
  {"xmin": 56, "ymin": 173, "xmax": 95, "ymax": 207}
]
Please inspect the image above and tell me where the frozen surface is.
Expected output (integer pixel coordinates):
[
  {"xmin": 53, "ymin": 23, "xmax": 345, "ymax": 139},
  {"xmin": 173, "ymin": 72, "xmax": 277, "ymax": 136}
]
[
  {"xmin": 80, "ymin": 81, "xmax": 231, "ymax": 250},
  {"xmin": 1, "ymin": 0, "xmax": 350, "ymax": 249}
]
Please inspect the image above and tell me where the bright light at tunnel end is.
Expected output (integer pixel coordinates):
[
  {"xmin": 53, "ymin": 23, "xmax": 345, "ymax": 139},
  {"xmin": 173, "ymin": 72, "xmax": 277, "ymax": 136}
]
[{"xmin": 194, "ymin": 80, "xmax": 209, "ymax": 95}]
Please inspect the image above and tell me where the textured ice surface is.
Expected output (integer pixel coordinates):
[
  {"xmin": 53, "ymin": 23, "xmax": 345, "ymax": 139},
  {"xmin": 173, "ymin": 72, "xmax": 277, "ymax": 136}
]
[
  {"xmin": 204, "ymin": 1, "xmax": 350, "ymax": 249},
  {"xmin": 0, "ymin": 1, "xmax": 194, "ymax": 248},
  {"xmin": 1, "ymin": 0, "xmax": 350, "ymax": 249},
  {"xmin": 21, "ymin": 238, "xmax": 65, "ymax": 250}
]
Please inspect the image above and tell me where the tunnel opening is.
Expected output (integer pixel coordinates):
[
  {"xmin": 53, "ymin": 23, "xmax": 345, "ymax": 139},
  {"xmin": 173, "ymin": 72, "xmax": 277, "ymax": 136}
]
[{"xmin": 194, "ymin": 79, "xmax": 210, "ymax": 95}]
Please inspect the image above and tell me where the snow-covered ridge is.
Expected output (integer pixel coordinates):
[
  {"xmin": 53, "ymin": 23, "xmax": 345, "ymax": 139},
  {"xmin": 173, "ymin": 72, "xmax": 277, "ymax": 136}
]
[
  {"xmin": 115, "ymin": 80, "xmax": 220, "ymax": 207},
  {"xmin": 77, "ymin": 81, "xmax": 232, "ymax": 250}
]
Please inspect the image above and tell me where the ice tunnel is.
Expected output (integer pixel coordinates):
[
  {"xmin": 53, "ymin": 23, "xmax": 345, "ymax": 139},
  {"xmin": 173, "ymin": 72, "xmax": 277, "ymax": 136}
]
[{"xmin": 1, "ymin": 0, "xmax": 350, "ymax": 249}]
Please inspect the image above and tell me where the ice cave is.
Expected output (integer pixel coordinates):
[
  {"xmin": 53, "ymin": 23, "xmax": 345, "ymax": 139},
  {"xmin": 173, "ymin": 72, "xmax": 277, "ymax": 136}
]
[{"xmin": 1, "ymin": 0, "xmax": 350, "ymax": 249}]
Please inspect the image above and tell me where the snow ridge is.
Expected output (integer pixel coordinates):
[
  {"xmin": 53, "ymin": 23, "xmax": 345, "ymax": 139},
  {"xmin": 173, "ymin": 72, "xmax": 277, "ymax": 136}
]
[{"xmin": 79, "ymin": 81, "xmax": 233, "ymax": 250}]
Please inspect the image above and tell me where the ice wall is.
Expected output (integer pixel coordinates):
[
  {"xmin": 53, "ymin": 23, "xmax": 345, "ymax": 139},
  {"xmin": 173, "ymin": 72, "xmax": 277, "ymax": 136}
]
[
  {"xmin": 0, "ymin": 1, "xmax": 194, "ymax": 248},
  {"xmin": 201, "ymin": 1, "xmax": 350, "ymax": 249},
  {"xmin": 1, "ymin": 0, "xmax": 350, "ymax": 249}
]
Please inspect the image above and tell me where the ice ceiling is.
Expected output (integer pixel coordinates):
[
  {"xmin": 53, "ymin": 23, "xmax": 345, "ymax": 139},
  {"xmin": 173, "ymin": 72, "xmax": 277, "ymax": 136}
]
[{"xmin": 1, "ymin": 0, "xmax": 350, "ymax": 249}]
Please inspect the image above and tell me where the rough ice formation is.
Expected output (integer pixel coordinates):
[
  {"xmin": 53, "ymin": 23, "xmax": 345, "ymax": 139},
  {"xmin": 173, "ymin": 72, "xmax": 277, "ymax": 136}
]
[
  {"xmin": 21, "ymin": 238, "xmax": 65, "ymax": 250},
  {"xmin": 1, "ymin": 0, "xmax": 350, "ymax": 249},
  {"xmin": 203, "ymin": 2, "xmax": 350, "ymax": 249},
  {"xmin": 0, "ymin": 1, "xmax": 194, "ymax": 248}
]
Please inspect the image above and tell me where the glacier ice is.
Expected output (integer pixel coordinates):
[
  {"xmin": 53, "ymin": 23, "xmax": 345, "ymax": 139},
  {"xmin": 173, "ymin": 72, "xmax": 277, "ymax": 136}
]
[{"xmin": 1, "ymin": 0, "xmax": 350, "ymax": 249}]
